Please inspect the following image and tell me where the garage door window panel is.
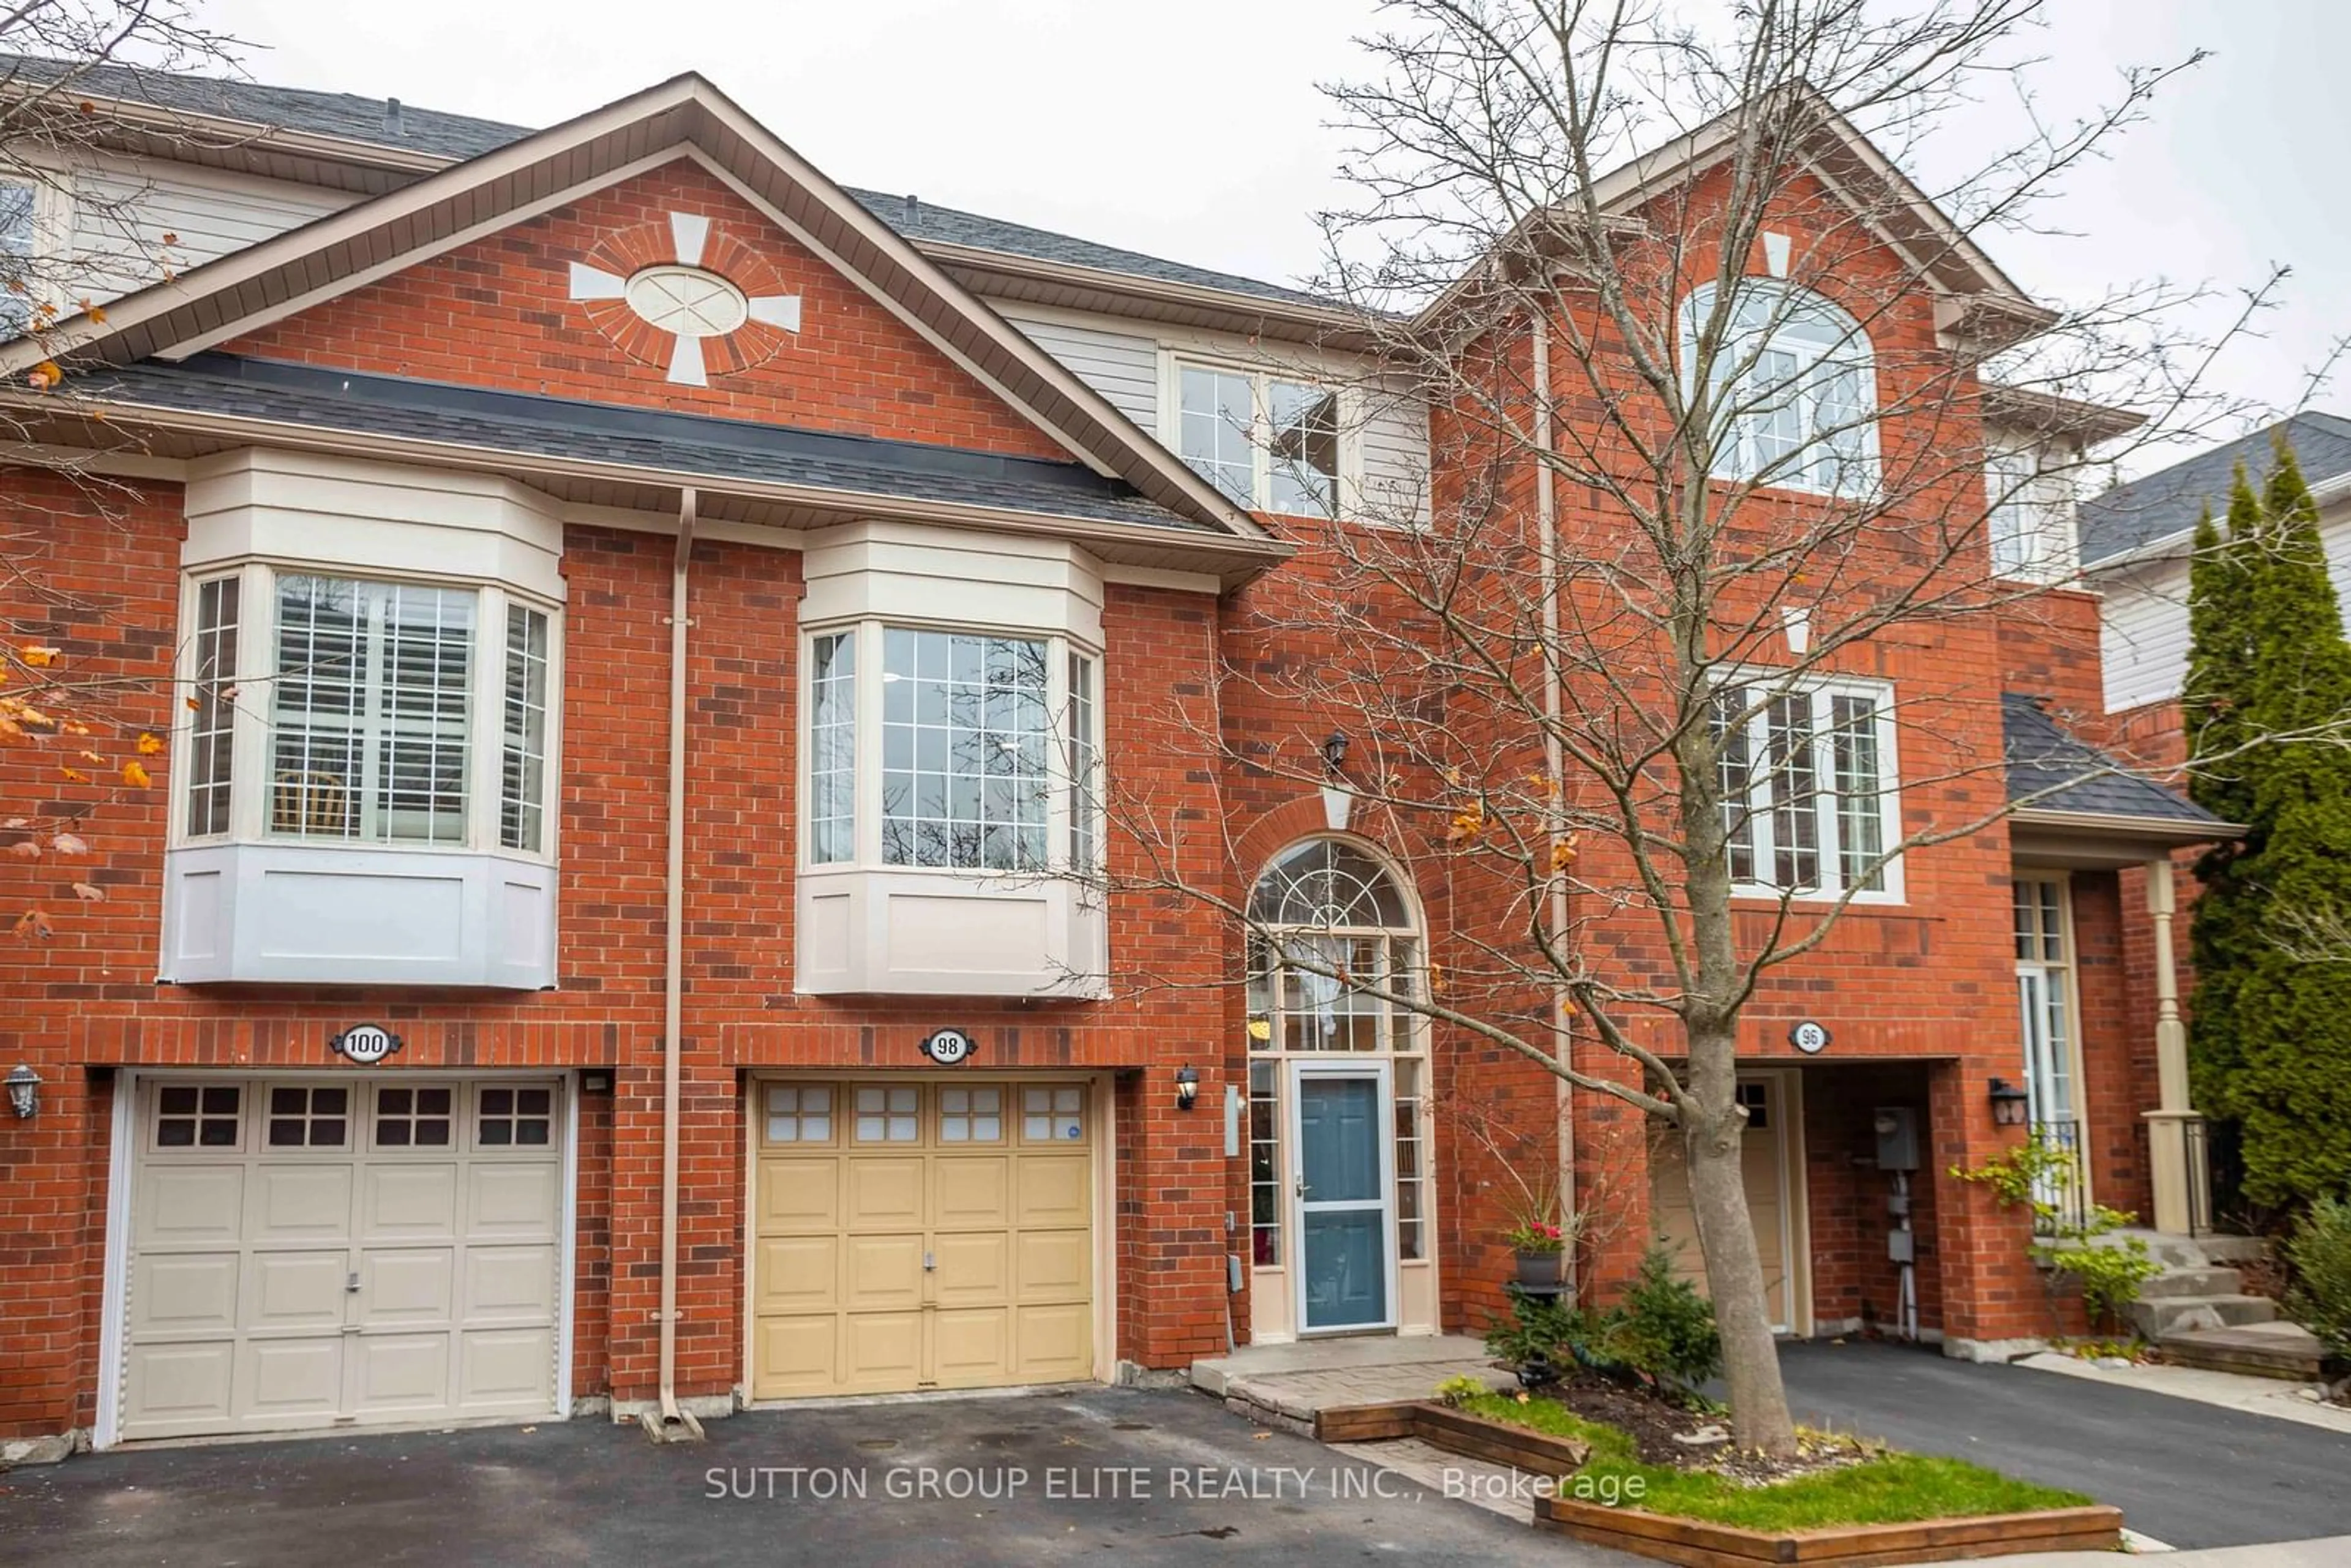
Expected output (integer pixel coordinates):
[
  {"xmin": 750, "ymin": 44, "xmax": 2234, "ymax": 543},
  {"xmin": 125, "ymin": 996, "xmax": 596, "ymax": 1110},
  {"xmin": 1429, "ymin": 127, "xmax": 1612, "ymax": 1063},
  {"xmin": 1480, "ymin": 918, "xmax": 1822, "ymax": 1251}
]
[
  {"xmin": 267, "ymin": 1085, "xmax": 350, "ymax": 1149},
  {"xmin": 477, "ymin": 1086, "xmax": 553, "ymax": 1148},
  {"xmin": 156, "ymin": 1083, "xmax": 244, "ymax": 1150},
  {"xmin": 1021, "ymin": 1086, "xmax": 1084, "ymax": 1144},
  {"xmin": 855, "ymin": 1086, "xmax": 919, "ymax": 1142},
  {"xmin": 765, "ymin": 1084, "xmax": 835, "ymax": 1146},
  {"xmin": 938, "ymin": 1087, "xmax": 1002, "ymax": 1143},
  {"xmin": 374, "ymin": 1085, "xmax": 454, "ymax": 1148}
]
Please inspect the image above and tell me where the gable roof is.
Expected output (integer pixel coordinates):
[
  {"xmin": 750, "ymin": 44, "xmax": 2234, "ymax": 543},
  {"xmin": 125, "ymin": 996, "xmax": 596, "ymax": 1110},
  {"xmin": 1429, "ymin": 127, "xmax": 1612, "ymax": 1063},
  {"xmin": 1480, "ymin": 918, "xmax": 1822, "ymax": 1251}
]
[
  {"xmin": 1, "ymin": 53, "xmax": 1343, "ymax": 317},
  {"xmin": 2001, "ymin": 693, "xmax": 2228, "ymax": 835},
  {"xmin": 2, "ymin": 70, "xmax": 1270, "ymax": 549},
  {"xmin": 2079, "ymin": 411, "xmax": 2351, "ymax": 568}
]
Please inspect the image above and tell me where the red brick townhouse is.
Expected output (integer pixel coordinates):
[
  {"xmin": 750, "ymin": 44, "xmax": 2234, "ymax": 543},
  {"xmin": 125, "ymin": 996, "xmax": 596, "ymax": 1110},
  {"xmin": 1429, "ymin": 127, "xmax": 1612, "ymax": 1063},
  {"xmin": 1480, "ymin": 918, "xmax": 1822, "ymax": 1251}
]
[{"xmin": 0, "ymin": 59, "xmax": 2221, "ymax": 1454}]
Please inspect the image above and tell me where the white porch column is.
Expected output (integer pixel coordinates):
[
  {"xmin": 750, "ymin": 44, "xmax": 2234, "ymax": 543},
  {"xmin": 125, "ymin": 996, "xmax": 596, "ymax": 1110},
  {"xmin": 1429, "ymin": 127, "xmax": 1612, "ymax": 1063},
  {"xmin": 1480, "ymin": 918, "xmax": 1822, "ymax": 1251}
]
[{"xmin": 2141, "ymin": 857, "xmax": 2202, "ymax": 1234}]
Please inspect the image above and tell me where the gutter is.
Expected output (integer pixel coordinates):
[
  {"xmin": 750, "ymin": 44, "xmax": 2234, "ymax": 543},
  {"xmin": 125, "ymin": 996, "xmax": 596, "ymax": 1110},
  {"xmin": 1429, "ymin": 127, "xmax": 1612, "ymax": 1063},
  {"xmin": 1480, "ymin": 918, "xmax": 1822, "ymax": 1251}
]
[
  {"xmin": 1532, "ymin": 310, "xmax": 1577, "ymax": 1291},
  {"xmin": 2009, "ymin": 806, "xmax": 2243, "ymax": 843},
  {"xmin": 648, "ymin": 486, "xmax": 704, "ymax": 1442}
]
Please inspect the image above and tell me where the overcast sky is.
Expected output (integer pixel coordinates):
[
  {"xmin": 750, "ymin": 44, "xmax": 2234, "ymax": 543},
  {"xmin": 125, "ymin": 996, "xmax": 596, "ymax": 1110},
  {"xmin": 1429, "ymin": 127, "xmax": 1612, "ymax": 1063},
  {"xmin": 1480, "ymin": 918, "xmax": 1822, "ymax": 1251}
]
[{"xmin": 201, "ymin": 0, "xmax": 2350, "ymax": 462}]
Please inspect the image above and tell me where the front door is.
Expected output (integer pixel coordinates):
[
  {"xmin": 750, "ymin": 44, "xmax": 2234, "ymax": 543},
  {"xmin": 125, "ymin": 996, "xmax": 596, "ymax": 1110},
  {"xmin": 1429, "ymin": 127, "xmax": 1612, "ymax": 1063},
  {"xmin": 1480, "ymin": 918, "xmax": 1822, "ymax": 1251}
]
[
  {"xmin": 1289, "ymin": 1062, "xmax": 1396, "ymax": 1334},
  {"xmin": 1649, "ymin": 1073, "xmax": 1802, "ymax": 1334}
]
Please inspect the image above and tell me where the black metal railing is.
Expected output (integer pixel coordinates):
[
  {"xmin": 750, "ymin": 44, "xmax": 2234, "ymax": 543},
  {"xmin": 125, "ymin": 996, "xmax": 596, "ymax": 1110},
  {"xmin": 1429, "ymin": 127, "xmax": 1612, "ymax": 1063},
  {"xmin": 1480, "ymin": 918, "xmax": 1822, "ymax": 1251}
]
[{"xmin": 2030, "ymin": 1118, "xmax": 2088, "ymax": 1237}]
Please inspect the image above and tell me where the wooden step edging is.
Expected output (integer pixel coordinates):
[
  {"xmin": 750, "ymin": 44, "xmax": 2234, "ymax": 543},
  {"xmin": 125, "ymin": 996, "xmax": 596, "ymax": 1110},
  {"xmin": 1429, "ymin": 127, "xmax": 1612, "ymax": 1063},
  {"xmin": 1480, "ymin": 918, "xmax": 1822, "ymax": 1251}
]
[
  {"xmin": 1317, "ymin": 1400, "xmax": 2124, "ymax": 1567},
  {"xmin": 1534, "ymin": 1498, "xmax": 2125, "ymax": 1567}
]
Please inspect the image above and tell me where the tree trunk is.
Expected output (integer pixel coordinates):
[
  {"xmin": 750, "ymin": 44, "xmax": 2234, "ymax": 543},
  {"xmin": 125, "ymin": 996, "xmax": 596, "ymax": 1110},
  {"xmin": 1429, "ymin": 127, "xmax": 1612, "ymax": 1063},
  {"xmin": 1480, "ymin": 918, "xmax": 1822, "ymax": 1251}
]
[{"xmin": 1681, "ymin": 1024, "xmax": 1799, "ymax": 1457}]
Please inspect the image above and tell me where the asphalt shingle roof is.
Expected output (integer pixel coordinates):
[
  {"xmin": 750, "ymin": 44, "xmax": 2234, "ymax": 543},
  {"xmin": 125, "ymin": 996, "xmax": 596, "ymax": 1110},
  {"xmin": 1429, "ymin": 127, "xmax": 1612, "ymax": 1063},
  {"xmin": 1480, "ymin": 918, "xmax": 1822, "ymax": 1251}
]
[
  {"xmin": 82, "ymin": 354, "xmax": 1204, "ymax": 532},
  {"xmin": 2079, "ymin": 411, "xmax": 2351, "ymax": 566},
  {"xmin": 2001, "ymin": 693, "xmax": 2224, "ymax": 826},
  {"xmin": 4, "ymin": 54, "xmax": 1333, "ymax": 310}
]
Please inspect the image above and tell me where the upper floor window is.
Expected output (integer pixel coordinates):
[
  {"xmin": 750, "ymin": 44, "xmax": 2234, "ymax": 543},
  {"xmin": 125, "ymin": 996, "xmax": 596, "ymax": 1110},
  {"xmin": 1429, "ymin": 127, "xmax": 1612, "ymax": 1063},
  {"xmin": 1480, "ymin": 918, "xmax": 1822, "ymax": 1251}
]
[
  {"xmin": 803, "ymin": 621, "xmax": 1100, "ymax": 875},
  {"xmin": 1681, "ymin": 281, "xmax": 1879, "ymax": 497},
  {"xmin": 0, "ymin": 180, "xmax": 35, "ymax": 337},
  {"xmin": 1986, "ymin": 443, "xmax": 2077, "ymax": 582},
  {"xmin": 1176, "ymin": 362, "xmax": 1340, "ymax": 518},
  {"xmin": 181, "ymin": 566, "xmax": 558, "ymax": 856},
  {"xmin": 1711, "ymin": 676, "xmax": 1902, "ymax": 900}
]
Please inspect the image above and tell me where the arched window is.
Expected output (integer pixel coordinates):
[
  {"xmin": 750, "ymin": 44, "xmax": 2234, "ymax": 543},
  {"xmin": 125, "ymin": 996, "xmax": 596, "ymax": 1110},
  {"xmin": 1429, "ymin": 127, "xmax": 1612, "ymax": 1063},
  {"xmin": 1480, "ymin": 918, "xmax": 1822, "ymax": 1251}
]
[
  {"xmin": 1681, "ymin": 280, "xmax": 1879, "ymax": 497},
  {"xmin": 1242, "ymin": 839, "xmax": 1429, "ymax": 1271}
]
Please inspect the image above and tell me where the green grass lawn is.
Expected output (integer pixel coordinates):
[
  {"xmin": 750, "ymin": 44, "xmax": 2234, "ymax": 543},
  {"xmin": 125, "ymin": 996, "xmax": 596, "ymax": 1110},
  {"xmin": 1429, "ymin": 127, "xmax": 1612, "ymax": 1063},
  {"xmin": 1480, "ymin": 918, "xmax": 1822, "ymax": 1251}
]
[{"xmin": 1447, "ymin": 1392, "xmax": 2094, "ymax": 1532}]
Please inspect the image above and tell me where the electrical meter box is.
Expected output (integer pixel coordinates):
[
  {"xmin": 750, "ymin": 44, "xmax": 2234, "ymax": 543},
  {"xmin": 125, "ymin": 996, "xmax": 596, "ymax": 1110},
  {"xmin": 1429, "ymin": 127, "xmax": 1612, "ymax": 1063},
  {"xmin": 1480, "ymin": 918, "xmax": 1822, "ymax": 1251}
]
[{"xmin": 1873, "ymin": 1106, "xmax": 1920, "ymax": 1172}]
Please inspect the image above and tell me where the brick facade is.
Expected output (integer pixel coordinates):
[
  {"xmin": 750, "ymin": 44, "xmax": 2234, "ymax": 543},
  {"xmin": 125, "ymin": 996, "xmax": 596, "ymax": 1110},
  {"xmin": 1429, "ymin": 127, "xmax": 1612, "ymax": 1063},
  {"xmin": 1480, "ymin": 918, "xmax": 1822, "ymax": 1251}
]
[{"xmin": 0, "ymin": 109, "xmax": 2186, "ymax": 1446}]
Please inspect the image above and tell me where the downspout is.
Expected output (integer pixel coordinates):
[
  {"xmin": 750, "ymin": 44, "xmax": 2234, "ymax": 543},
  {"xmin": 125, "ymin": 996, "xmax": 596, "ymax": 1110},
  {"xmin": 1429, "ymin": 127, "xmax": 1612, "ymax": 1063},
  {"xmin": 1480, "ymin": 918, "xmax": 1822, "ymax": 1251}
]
[
  {"xmin": 1532, "ymin": 309, "xmax": 1578, "ymax": 1292},
  {"xmin": 656, "ymin": 486, "xmax": 697, "ymax": 1435}
]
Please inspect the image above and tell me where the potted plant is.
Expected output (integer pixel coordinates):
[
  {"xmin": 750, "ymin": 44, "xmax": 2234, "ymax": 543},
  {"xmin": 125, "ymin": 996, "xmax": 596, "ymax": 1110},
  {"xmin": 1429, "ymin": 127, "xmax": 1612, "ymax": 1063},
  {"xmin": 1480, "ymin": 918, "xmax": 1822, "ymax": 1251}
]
[{"xmin": 1505, "ymin": 1215, "xmax": 1568, "ymax": 1287}]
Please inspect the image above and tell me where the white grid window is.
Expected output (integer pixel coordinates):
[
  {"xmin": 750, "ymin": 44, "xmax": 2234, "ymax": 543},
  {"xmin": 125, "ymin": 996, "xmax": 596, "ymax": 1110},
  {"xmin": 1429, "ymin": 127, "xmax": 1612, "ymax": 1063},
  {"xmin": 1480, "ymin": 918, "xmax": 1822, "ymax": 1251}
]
[
  {"xmin": 937, "ymin": 1086, "xmax": 1002, "ymax": 1142},
  {"xmin": 855, "ymin": 1086, "xmax": 918, "ymax": 1142},
  {"xmin": 1021, "ymin": 1086, "xmax": 1084, "ymax": 1143},
  {"xmin": 1248, "ymin": 1060, "xmax": 1280, "ymax": 1267},
  {"xmin": 1177, "ymin": 364, "xmax": 1341, "ymax": 518},
  {"xmin": 1681, "ymin": 282, "xmax": 1878, "ymax": 497},
  {"xmin": 1246, "ymin": 841, "xmax": 1423, "ymax": 1055},
  {"xmin": 478, "ymin": 1086, "xmax": 553, "ymax": 1147},
  {"xmin": 156, "ymin": 1083, "xmax": 241, "ymax": 1149},
  {"xmin": 880, "ymin": 629, "xmax": 1049, "ymax": 871},
  {"xmin": 1393, "ymin": 1058, "xmax": 1425, "ymax": 1261},
  {"xmin": 1068, "ymin": 651, "xmax": 1097, "ymax": 870},
  {"xmin": 500, "ymin": 604, "xmax": 551, "ymax": 853},
  {"xmin": 375, "ymin": 1084, "xmax": 453, "ymax": 1147},
  {"xmin": 186, "ymin": 576, "xmax": 240, "ymax": 838},
  {"xmin": 0, "ymin": 181, "xmax": 32, "ymax": 337},
  {"xmin": 765, "ymin": 1084, "xmax": 833, "ymax": 1144},
  {"xmin": 266, "ymin": 1085, "xmax": 350, "ymax": 1148},
  {"xmin": 1987, "ymin": 444, "xmax": 2078, "ymax": 583},
  {"xmin": 270, "ymin": 576, "xmax": 474, "ymax": 844},
  {"xmin": 1713, "ymin": 679, "xmax": 1901, "ymax": 899},
  {"xmin": 809, "ymin": 632, "xmax": 856, "ymax": 865}
]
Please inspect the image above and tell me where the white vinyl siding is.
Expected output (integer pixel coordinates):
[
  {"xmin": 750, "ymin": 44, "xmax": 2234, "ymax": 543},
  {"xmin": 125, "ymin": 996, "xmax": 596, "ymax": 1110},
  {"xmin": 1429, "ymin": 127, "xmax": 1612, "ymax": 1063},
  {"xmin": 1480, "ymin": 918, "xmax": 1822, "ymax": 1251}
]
[
  {"xmin": 998, "ymin": 309, "xmax": 1160, "ymax": 429},
  {"xmin": 0, "ymin": 180, "xmax": 33, "ymax": 334},
  {"xmin": 1357, "ymin": 377, "xmax": 1433, "ymax": 528},
  {"xmin": 2098, "ymin": 513, "xmax": 2351, "ymax": 714},
  {"xmin": 66, "ymin": 165, "xmax": 352, "ymax": 302}
]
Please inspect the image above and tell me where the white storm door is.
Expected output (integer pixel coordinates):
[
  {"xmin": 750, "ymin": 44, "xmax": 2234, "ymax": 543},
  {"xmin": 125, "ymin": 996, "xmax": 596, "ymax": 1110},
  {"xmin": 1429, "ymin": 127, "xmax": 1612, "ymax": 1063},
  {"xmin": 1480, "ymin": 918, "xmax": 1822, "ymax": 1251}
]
[{"xmin": 1288, "ymin": 1061, "xmax": 1397, "ymax": 1334}]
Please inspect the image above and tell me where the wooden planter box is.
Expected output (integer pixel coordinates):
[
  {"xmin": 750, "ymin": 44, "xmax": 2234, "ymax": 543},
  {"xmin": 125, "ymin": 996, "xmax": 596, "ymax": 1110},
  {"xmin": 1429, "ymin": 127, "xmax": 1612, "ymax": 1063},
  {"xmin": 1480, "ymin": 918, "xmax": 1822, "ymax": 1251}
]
[
  {"xmin": 1318, "ymin": 1399, "xmax": 2124, "ymax": 1567},
  {"xmin": 1315, "ymin": 1399, "xmax": 1590, "ymax": 1473},
  {"xmin": 1532, "ymin": 1496, "xmax": 2125, "ymax": 1567}
]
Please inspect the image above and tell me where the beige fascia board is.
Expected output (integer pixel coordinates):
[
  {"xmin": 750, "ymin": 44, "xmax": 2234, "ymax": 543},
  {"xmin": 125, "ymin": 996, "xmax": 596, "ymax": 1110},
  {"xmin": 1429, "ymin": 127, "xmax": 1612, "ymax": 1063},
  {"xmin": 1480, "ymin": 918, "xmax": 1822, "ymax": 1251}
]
[
  {"xmin": 923, "ymin": 240, "xmax": 1362, "ymax": 334},
  {"xmin": 20, "ymin": 396, "xmax": 1292, "ymax": 585},
  {"xmin": 1981, "ymin": 384, "xmax": 2146, "ymax": 447},
  {"xmin": 2009, "ymin": 806, "xmax": 2241, "ymax": 843}
]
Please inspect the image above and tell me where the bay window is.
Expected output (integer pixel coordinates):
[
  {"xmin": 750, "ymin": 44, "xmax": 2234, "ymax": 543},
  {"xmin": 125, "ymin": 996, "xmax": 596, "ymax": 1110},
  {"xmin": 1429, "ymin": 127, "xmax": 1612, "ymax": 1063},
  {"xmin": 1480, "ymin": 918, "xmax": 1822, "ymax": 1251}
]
[
  {"xmin": 184, "ymin": 568, "xmax": 558, "ymax": 854},
  {"xmin": 1176, "ymin": 361, "xmax": 1341, "ymax": 518},
  {"xmin": 803, "ymin": 621, "xmax": 1099, "ymax": 876},
  {"xmin": 1712, "ymin": 677, "xmax": 1902, "ymax": 899}
]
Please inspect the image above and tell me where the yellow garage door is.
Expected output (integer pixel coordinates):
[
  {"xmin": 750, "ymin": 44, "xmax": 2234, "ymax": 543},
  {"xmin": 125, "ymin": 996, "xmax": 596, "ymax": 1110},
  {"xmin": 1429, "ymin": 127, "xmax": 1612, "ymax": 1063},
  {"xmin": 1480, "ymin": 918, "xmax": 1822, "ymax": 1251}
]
[{"xmin": 751, "ymin": 1079, "xmax": 1095, "ymax": 1398}]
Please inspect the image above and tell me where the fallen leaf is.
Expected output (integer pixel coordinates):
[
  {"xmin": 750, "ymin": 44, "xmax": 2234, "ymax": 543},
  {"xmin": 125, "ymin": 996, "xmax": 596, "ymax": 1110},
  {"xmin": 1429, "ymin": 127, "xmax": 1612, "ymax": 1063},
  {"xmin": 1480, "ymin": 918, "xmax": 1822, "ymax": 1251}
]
[{"xmin": 70, "ymin": 882, "xmax": 103, "ymax": 902}]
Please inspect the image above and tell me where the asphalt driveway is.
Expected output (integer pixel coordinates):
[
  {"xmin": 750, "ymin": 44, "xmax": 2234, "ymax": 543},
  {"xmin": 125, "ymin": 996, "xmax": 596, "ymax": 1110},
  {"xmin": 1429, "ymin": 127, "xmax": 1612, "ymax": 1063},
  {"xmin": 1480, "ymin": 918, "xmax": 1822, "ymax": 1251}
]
[
  {"xmin": 1776, "ymin": 1339, "xmax": 2351, "ymax": 1549},
  {"xmin": 0, "ymin": 1387, "xmax": 1625, "ymax": 1567}
]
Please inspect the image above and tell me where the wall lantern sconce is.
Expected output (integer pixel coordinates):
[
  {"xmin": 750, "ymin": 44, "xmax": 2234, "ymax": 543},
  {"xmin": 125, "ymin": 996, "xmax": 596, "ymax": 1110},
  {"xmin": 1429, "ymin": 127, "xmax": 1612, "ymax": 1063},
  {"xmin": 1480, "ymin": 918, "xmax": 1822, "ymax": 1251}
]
[
  {"xmin": 5, "ymin": 1065, "xmax": 40, "ymax": 1120},
  {"xmin": 1175, "ymin": 1066, "xmax": 1201, "ymax": 1112},
  {"xmin": 1987, "ymin": 1076, "xmax": 2030, "ymax": 1128},
  {"xmin": 1321, "ymin": 730, "xmax": 1349, "ymax": 776}
]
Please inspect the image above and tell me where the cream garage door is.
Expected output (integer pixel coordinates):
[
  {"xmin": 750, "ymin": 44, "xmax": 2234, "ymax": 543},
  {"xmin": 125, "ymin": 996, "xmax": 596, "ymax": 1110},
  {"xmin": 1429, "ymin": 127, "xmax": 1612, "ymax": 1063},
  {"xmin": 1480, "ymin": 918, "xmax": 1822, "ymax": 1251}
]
[
  {"xmin": 121, "ymin": 1076, "xmax": 564, "ymax": 1442},
  {"xmin": 752, "ymin": 1080, "xmax": 1095, "ymax": 1398},
  {"xmin": 1649, "ymin": 1077, "xmax": 1797, "ymax": 1332}
]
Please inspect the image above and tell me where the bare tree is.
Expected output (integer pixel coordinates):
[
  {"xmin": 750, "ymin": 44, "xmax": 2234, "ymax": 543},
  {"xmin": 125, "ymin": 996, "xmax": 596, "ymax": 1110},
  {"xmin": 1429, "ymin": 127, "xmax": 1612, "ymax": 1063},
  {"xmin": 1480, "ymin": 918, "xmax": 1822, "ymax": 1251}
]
[
  {"xmin": 2, "ymin": 4, "xmax": 245, "ymax": 930},
  {"xmin": 1108, "ymin": 0, "xmax": 2290, "ymax": 1455}
]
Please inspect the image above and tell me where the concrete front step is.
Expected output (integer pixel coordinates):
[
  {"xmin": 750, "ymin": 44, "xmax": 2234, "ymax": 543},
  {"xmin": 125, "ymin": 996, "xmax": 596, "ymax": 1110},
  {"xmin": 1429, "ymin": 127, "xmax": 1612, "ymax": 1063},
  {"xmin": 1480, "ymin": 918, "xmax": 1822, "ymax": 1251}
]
[
  {"xmin": 2159, "ymin": 1320, "xmax": 2332, "ymax": 1381},
  {"xmin": 2128, "ymin": 1291, "xmax": 2279, "ymax": 1340},
  {"xmin": 2138, "ymin": 1265, "xmax": 2246, "ymax": 1298}
]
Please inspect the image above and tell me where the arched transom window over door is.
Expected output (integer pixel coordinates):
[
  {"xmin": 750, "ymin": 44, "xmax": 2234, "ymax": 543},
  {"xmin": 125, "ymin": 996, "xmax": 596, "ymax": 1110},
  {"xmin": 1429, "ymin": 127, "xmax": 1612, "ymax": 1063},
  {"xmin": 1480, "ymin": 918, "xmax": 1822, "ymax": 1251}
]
[{"xmin": 1243, "ymin": 838, "xmax": 1430, "ymax": 1294}]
